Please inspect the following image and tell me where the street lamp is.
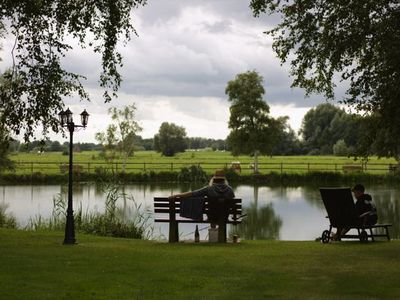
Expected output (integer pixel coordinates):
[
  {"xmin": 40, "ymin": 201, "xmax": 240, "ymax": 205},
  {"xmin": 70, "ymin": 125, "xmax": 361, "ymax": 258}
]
[{"xmin": 58, "ymin": 108, "xmax": 89, "ymax": 244}]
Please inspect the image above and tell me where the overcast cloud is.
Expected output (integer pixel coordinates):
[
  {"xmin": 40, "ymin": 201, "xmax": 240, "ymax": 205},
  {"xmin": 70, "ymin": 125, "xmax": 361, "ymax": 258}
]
[{"xmin": 1, "ymin": 0, "xmax": 337, "ymax": 143}]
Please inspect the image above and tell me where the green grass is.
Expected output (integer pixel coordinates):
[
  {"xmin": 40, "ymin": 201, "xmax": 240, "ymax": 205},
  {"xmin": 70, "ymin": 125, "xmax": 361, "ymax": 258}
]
[
  {"xmin": 8, "ymin": 150, "xmax": 398, "ymax": 175},
  {"xmin": 1, "ymin": 228, "xmax": 400, "ymax": 299}
]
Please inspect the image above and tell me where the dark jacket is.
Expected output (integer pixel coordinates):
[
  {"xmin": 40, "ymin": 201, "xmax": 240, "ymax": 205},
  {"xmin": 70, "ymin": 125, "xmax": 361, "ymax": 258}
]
[
  {"xmin": 191, "ymin": 183, "xmax": 235, "ymax": 199},
  {"xmin": 355, "ymin": 193, "xmax": 378, "ymax": 225},
  {"xmin": 191, "ymin": 184, "xmax": 235, "ymax": 223},
  {"xmin": 355, "ymin": 193, "xmax": 377, "ymax": 216}
]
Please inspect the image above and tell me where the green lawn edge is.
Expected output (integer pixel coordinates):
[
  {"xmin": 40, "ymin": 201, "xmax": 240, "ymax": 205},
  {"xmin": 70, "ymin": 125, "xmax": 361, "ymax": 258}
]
[{"xmin": 1, "ymin": 228, "xmax": 399, "ymax": 299}]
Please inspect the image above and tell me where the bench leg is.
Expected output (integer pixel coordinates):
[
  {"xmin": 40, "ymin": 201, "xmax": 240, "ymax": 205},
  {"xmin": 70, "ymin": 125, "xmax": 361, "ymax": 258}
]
[
  {"xmin": 385, "ymin": 226, "xmax": 391, "ymax": 241},
  {"xmin": 218, "ymin": 222, "xmax": 227, "ymax": 243},
  {"xmin": 169, "ymin": 221, "xmax": 179, "ymax": 243},
  {"xmin": 369, "ymin": 228, "xmax": 375, "ymax": 242}
]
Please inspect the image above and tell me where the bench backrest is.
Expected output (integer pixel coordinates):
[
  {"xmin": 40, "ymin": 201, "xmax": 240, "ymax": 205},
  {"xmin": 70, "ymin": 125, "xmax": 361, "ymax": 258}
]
[
  {"xmin": 320, "ymin": 188, "xmax": 359, "ymax": 227},
  {"xmin": 154, "ymin": 197, "xmax": 242, "ymax": 222}
]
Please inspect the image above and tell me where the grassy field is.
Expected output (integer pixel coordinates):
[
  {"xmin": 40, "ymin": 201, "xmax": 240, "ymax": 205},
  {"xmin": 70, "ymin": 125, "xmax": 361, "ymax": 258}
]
[
  {"xmin": 1, "ymin": 228, "xmax": 399, "ymax": 299},
  {"xmin": 8, "ymin": 150, "xmax": 398, "ymax": 175}
]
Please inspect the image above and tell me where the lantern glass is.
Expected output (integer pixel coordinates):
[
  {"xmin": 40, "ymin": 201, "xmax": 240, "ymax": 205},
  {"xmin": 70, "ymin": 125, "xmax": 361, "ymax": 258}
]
[
  {"xmin": 80, "ymin": 109, "xmax": 89, "ymax": 127},
  {"xmin": 64, "ymin": 108, "xmax": 73, "ymax": 124},
  {"xmin": 58, "ymin": 111, "xmax": 65, "ymax": 126}
]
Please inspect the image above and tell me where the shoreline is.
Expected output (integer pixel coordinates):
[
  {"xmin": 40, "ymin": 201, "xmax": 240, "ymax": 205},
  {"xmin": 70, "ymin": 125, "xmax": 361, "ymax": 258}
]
[{"xmin": 1, "ymin": 171, "xmax": 400, "ymax": 186}]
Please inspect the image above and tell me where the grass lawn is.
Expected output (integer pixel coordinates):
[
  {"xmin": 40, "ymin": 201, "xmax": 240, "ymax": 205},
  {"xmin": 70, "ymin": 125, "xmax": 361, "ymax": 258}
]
[{"xmin": 1, "ymin": 229, "xmax": 399, "ymax": 299}]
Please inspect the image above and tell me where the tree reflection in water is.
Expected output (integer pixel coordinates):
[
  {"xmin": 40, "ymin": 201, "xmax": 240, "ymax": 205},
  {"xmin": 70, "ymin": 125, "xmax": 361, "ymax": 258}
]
[
  {"xmin": 373, "ymin": 190, "xmax": 400, "ymax": 239},
  {"xmin": 232, "ymin": 186, "xmax": 282, "ymax": 240}
]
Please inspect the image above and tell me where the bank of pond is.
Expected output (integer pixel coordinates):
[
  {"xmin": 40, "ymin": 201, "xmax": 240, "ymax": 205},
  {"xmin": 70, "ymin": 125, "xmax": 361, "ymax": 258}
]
[
  {"xmin": 1, "ymin": 182, "xmax": 399, "ymax": 241},
  {"xmin": 2, "ymin": 169, "xmax": 400, "ymax": 186}
]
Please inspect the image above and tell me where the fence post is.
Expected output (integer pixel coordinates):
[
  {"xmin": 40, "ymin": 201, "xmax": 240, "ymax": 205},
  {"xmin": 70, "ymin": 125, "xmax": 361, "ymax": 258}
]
[
  {"xmin": 31, "ymin": 162, "xmax": 34, "ymax": 175},
  {"xmin": 88, "ymin": 163, "xmax": 90, "ymax": 173},
  {"xmin": 144, "ymin": 162, "xmax": 146, "ymax": 171},
  {"xmin": 280, "ymin": 163, "xmax": 283, "ymax": 174},
  {"xmin": 307, "ymin": 163, "xmax": 310, "ymax": 172}
]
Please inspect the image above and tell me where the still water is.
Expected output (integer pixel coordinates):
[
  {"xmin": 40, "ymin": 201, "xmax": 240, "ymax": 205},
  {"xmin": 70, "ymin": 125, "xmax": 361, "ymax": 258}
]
[{"xmin": 1, "ymin": 183, "xmax": 399, "ymax": 241}]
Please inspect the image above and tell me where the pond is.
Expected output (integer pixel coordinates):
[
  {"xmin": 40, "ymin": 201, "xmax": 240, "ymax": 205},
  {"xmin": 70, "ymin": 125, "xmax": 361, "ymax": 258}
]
[{"xmin": 1, "ymin": 183, "xmax": 399, "ymax": 241}]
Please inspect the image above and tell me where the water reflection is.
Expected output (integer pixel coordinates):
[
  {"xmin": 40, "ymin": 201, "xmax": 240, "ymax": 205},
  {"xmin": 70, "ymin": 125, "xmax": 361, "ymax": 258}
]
[
  {"xmin": 1, "ymin": 183, "xmax": 399, "ymax": 240},
  {"xmin": 373, "ymin": 189, "xmax": 400, "ymax": 238},
  {"xmin": 231, "ymin": 186, "xmax": 282, "ymax": 240}
]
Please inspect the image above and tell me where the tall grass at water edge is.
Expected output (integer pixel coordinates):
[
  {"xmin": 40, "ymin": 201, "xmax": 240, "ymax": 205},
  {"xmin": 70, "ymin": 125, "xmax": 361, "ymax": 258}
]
[
  {"xmin": 26, "ymin": 182, "xmax": 154, "ymax": 239},
  {"xmin": 0, "ymin": 203, "xmax": 17, "ymax": 229}
]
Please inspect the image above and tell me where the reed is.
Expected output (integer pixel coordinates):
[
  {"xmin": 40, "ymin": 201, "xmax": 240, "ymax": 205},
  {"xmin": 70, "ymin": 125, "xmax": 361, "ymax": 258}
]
[
  {"xmin": 0, "ymin": 203, "xmax": 17, "ymax": 229},
  {"xmin": 26, "ymin": 182, "xmax": 153, "ymax": 239}
]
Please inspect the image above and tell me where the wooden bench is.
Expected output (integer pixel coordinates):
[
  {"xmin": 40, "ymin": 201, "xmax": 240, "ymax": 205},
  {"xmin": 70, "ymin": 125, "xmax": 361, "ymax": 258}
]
[
  {"xmin": 154, "ymin": 197, "xmax": 242, "ymax": 243},
  {"xmin": 342, "ymin": 165, "xmax": 363, "ymax": 173}
]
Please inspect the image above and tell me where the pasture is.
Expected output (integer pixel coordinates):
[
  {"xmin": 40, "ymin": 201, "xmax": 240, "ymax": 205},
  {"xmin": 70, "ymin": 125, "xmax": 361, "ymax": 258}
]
[{"xmin": 8, "ymin": 150, "xmax": 398, "ymax": 175}]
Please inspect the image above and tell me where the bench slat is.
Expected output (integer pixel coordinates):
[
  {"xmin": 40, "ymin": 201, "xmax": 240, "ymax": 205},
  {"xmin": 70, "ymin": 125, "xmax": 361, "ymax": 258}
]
[
  {"xmin": 155, "ymin": 218, "xmax": 242, "ymax": 224},
  {"xmin": 154, "ymin": 197, "xmax": 242, "ymax": 203},
  {"xmin": 154, "ymin": 202, "xmax": 242, "ymax": 208},
  {"xmin": 155, "ymin": 208, "xmax": 242, "ymax": 214}
]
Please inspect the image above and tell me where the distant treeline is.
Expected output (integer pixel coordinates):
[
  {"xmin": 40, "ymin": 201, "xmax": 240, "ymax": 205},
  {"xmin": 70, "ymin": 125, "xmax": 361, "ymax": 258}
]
[
  {"xmin": 7, "ymin": 136, "xmax": 228, "ymax": 153},
  {"xmin": 7, "ymin": 135, "xmax": 308, "ymax": 156},
  {"xmin": 7, "ymin": 103, "xmax": 371, "ymax": 157}
]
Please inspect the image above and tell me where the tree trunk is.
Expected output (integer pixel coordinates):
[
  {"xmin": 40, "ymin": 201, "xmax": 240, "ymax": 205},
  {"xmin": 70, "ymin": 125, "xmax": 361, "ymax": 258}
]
[
  {"xmin": 253, "ymin": 185, "xmax": 259, "ymax": 208},
  {"xmin": 254, "ymin": 150, "xmax": 259, "ymax": 174},
  {"xmin": 122, "ymin": 153, "xmax": 127, "ymax": 173}
]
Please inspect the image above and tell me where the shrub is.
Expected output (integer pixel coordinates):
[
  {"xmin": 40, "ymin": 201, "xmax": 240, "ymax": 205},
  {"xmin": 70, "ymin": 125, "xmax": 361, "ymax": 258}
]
[
  {"xmin": 223, "ymin": 167, "xmax": 241, "ymax": 183},
  {"xmin": 333, "ymin": 139, "xmax": 350, "ymax": 156},
  {"xmin": 178, "ymin": 165, "xmax": 208, "ymax": 183}
]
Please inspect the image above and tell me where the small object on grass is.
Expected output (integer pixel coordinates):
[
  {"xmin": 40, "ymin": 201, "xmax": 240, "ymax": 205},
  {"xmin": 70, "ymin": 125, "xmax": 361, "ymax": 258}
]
[{"xmin": 194, "ymin": 225, "xmax": 200, "ymax": 243}]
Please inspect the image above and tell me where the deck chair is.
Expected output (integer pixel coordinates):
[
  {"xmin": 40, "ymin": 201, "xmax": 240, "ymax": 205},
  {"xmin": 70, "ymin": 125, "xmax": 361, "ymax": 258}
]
[{"xmin": 320, "ymin": 188, "xmax": 391, "ymax": 243}]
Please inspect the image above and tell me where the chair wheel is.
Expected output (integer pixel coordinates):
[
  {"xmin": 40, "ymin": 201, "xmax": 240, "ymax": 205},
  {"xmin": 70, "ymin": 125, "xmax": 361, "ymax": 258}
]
[
  {"xmin": 321, "ymin": 230, "xmax": 330, "ymax": 243},
  {"xmin": 360, "ymin": 230, "xmax": 368, "ymax": 243}
]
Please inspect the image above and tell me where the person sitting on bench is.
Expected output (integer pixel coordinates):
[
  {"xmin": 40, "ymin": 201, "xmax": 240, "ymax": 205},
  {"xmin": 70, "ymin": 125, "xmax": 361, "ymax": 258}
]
[
  {"xmin": 333, "ymin": 183, "xmax": 378, "ymax": 240},
  {"xmin": 169, "ymin": 170, "xmax": 235, "ymax": 226}
]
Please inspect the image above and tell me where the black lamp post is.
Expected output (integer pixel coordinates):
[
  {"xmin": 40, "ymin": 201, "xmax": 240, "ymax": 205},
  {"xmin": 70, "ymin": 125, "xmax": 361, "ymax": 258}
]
[{"xmin": 58, "ymin": 108, "xmax": 89, "ymax": 244}]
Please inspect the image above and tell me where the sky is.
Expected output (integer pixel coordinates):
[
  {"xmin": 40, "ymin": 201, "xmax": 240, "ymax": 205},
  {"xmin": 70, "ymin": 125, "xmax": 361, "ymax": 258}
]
[{"xmin": 1, "ymin": 0, "xmax": 339, "ymax": 143}]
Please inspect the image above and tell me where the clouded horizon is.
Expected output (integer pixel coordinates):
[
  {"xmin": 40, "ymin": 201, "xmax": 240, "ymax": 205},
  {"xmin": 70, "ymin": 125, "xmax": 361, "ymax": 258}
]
[{"xmin": 1, "ymin": 1, "xmax": 339, "ymax": 143}]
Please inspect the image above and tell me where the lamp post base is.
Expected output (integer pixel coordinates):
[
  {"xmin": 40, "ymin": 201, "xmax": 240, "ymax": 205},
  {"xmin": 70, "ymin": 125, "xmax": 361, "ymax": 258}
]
[{"xmin": 63, "ymin": 213, "xmax": 76, "ymax": 245}]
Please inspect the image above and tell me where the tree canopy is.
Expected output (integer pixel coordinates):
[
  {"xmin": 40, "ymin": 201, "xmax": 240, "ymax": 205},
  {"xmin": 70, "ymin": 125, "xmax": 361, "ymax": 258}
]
[
  {"xmin": 96, "ymin": 104, "xmax": 142, "ymax": 170},
  {"xmin": 0, "ymin": 0, "xmax": 146, "ymax": 140},
  {"xmin": 154, "ymin": 122, "xmax": 187, "ymax": 157},
  {"xmin": 226, "ymin": 70, "xmax": 286, "ymax": 157},
  {"xmin": 250, "ymin": 0, "xmax": 400, "ymax": 159},
  {"xmin": 300, "ymin": 103, "xmax": 360, "ymax": 155},
  {"xmin": 0, "ymin": 121, "xmax": 14, "ymax": 172}
]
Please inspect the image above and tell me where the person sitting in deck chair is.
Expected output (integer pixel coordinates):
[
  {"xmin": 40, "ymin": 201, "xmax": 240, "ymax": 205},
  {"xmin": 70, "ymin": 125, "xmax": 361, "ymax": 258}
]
[
  {"xmin": 333, "ymin": 183, "xmax": 378, "ymax": 240},
  {"xmin": 169, "ymin": 170, "xmax": 235, "ymax": 226},
  {"xmin": 353, "ymin": 184, "xmax": 378, "ymax": 225}
]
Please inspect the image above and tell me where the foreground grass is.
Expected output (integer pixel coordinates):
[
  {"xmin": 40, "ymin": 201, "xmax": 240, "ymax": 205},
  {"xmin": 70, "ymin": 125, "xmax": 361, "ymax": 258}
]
[{"xmin": 1, "ymin": 229, "xmax": 399, "ymax": 299}]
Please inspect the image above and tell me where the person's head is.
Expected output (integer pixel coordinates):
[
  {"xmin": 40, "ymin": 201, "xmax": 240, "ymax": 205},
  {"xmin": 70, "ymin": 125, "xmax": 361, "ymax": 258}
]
[
  {"xmin": 209, "ymin": 169, "xmax": 228, "ymax": 186},
  {"xmin": 352, "ymin": 184, "xmax": 365, "ymax": 197}
]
